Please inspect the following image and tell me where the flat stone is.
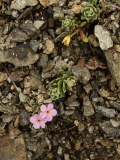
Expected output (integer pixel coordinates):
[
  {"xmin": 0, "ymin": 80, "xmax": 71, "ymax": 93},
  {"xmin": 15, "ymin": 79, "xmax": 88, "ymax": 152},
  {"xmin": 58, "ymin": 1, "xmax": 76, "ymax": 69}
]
[
  {"xmin": 94, "ymin": 25, "xmax": 113, "ymax": 50},
  {"xmin": 104, "ymin": 48, "xmax": 120, "ymax": 89},
  {"xmin": 20, "ymin": 22, "xmax": 39, "ymax": 36},
  {"xmin": 0, "ymin": 44, "xmax": 39, "ymax": 67},
  {"xmin": 96, "ymin": 106, "xmax": 116, "ymax": 118},
  {"xmin": 0, "ymin": 135, "xmax": 26, "ymax": 160},
  {"xmin": 83, "ymin": 96, "xmax": 94, "ymax": 116},
  {"xmin": 100, "ymin": 121, "xmax": 120, "ymax": 137},
  {"xmin": 72, "ymin": 65, "xmax": 91, "ymax": 84},
  {"xmin": 9, "ymin": 28, "xmax": 29, "ymax": 42},
  {"xmin": 0, "ymin": 72, "xmax": 8, "ymax": 83},
  {"xmin": 109, "ymin": 100, "xmax": 120, "ymax": 111},
  {"xmin": 39, "ymin": 0, "xmax": 58, "ymax": 7},
  {"xmin": 11, "ymin": 0, "xmax": 38, "ymax": 10}
]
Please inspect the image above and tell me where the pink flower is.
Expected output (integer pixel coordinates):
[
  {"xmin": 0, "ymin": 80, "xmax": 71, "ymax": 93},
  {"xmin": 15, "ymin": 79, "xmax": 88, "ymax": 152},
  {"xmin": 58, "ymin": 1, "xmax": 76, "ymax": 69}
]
[
  {"xmin": 30, "ymin": 114, "xmax": 47, "ymax": 129},
  {"xmin": 40, "ymin": 103, "xmax": 57, "ymax": 122}
]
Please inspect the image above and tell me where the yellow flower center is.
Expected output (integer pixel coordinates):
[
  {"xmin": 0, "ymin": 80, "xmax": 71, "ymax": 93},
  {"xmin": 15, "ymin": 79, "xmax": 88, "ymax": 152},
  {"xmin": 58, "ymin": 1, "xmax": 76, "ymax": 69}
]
[
  {"xmin": 46, "ymin": 110, "xmax": 50, "ymax": 114},
  {"xmin": 37, "ymin": 119, "xmax": 41, "ymax": 122}
]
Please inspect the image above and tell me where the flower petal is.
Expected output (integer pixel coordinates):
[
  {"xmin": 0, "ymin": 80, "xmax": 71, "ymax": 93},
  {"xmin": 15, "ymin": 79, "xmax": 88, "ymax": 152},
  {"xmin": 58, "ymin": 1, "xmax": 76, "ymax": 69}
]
[
  {"xmin": 50, "ymin": 109, "xmax": 57, "ymax": 116},
  {"xmin": 40, "ymin": 105, "xmax": 47, "ymax": 112},
  {"xmin": 40, "ymin": 112, "xmax": 46, "ymax": 119},
  {"xmin": 30, "ymin": 114, "xmax": 38, "ymax": 123},
  {"xmin": 46, "ymin": 114, "xmax": 53, "ymax": 122},
  {"xmin": 33, "ymin": 122, "xmax": 40, "ymax": 129},
  {"xmin": 40, "ymin": 122, "xmax": 45, "ymax": 128},
  {"xmin": 47, "ymin": 103, "xmax": 54, "ymax": 110}
]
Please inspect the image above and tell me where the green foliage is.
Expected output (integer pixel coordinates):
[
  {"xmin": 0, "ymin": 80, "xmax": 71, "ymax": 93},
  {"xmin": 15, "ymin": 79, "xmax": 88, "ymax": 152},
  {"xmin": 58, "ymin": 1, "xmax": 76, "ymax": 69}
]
[
  {"xmin": 81, "ymin": 4, "xmax": 100, "ymax": 21},
  {"xmin": 118, "ymin": 0, "xmax": 120, "ymax": 5},
  {"xmin": 47, "ymin": 73, "xmax": 76, "ymax": 100},
  {"xmin": 62, "ymin": 19, "xmax": 75, "ymax": 31}
]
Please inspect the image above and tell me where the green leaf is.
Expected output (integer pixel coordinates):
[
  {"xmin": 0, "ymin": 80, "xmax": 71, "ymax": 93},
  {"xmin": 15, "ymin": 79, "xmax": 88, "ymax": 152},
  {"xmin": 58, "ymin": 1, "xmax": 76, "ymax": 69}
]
[
  {"xmin": 82, "ymin": 36, "xmax": 88, "ymax": 43},
  {"xmin": 91, "ymin": 0, "xmax": 98, "ymax": 5},
  {"xmin": 80, "ymin": 22, "xmax": 87, "ymax": 27},
  {"xmin": 118, "ymin": 0, "xmax": 120, "ymax": 5}
]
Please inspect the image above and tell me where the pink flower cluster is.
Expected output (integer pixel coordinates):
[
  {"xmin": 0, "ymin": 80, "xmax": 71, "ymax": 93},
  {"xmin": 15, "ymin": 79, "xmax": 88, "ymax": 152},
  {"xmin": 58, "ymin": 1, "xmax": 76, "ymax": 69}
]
[{"xmin": 30, "ymin": 103, "xmax": 57, "ymax": 129}]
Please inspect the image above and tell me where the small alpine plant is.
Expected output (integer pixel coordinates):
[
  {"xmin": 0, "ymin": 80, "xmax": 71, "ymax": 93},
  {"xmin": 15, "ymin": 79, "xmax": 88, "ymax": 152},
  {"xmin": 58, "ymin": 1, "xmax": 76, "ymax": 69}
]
[{"xmin": 30, "ymin": 103, "xmax": 57, "ymax": 130}]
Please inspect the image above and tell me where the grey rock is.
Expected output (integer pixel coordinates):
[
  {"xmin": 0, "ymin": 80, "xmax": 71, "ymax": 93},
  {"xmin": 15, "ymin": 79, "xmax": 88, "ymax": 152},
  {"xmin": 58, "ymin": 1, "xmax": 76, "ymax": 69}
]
[
  {"xmin": 94, "ymin": 25, "xmax": 113, "ymax": 50},
  {"xmin": 0, "ymin": 135, "xmax": 27, "ymax": 160},
  {"xmin": 19, "ymin": 92, "xmax": 27, "ymax": 103},
  {"xmin": 53, "ymin": 11, "xmax": 64, "ymax": 20},
  {"xmin": 72, "ymin": 65, "xmax": 91, "ymax": 84},
  {"xmin": 83, "ymin": 96, "xmax": 94, "ymax": 116},
  {"xmin": 100, "ymin": 121, "xmax": 120, "ymax": 137},
  {"xmin": 38, "ymin": 53, "xmax": 48, "ymax": 68},
  {"xmin": 11, "ymin": 0, "xmax": 38, "ymax": 10},
  {"xmin": 30, "ymin": 40, "xmax": 39, "ymax": 52},
  {"xmin": 20, "ymin": 21, "xmax": 39, "ymax": 36},
  {"xmin": 0, "ymin": 72, "xmax": 8, "ymax": 83},
  {"xmin": 64, "ymin": 154, "xmax": 70, "ymax": 160},
  {"xmin": 0, "ymin": 44, "xmax": 39, "ymax": 67},
  {"xmin": 109, "ymin": 100, "xmax": 120, "ymax": 111},
  {"xmin": 33, "ymin": 20, "xmax": 44, "ymax": 30},
  {"xmin": 110, "ymin": 119, "xmax": 120, "ymax": 127},
  {"xmin": 57, "ymin": 146, "xmax": 62, "ymax": 155},
  {"xmin": 96, "ymin": 106, "xmax": 116, "ymax": 118},
  {"xmin": 9, "ymin": 28, "xmax": 29, "ymax": 42},
  {"xmin": 104, "ymin": 48, "xmax": 120, "ymax": 89},
  {"xmin": 20, "ymin": 110, "xmax": 30, "ymax": 126}
]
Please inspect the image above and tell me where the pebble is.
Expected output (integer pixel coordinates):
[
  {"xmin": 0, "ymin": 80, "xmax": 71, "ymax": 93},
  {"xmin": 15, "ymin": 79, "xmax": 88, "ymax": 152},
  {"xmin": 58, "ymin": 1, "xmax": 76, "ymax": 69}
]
[
  {"xmin": 33, "ymin": 20, "xmax": 44, "ymax": 30},
  {"xmin": 100, "ymin": 121, "xmax": 120, "ymax": 137},
  {"xmin": 64, "ymin": 154, "xmax": 70, "ymax": 160},
  {"xmin": 72, "ymin": 65, "xmax": 91, "ymax": 84},
  {"xmin": 9, "ymin": 28, "xmax": 29, "ymax": 42},
  {"xmin": 30, "ymin": 40, "xmax": 39, "ymax": 52},
  {"xmin": 0, "ymin": 72, "xmax": 8, "ymax": 83},
  {"xmin": 11, "ymin": 0, "xmax": 38, "ymax": 10},
  {"xmin": 96, "ymin": 106, "xmax": 116, "ymax": 118},
  {"xmin": 83, "ymin": 96, "xmax": 94, "ymax": 116},
  {"xmin": 94, "ymin": 25, "xmax": 113, "ymax": 50},
  {"xmin": 57, "ymin": 146, "xmax": 62, "ymax": 155}
]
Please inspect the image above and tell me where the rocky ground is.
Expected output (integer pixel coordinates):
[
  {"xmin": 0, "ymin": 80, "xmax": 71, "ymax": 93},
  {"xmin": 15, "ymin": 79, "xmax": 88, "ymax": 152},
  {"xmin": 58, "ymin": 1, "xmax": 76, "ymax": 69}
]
[{"xmin": 0, "ymin": 0, "xmax": 120, "ymax": 160}]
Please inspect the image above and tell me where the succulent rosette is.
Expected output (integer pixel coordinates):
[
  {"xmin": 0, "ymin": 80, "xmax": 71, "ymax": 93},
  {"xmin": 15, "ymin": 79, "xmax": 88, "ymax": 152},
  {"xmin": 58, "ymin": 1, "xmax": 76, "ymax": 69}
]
[{"xmin": 81, "ymin": 4, "xmax": 100, "ymax": 21}]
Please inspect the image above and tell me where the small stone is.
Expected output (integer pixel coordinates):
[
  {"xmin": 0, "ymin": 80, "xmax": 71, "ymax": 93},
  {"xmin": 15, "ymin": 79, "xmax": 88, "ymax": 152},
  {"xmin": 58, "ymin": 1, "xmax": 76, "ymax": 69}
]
[
  {"xmin": 78, "ymin": 124, "xmax": 85, "ymax": 132},
  {"xmin": 0, "ymin": 72, "xmax": 8, "ymax": 83},
  {"xmin": 110, "ymin": 119, "xmax": 120, "ymax": 127},
  {"xmin": 88, "ymin": 126, "xmax": 94, "ymax": 134},
  {"xmin": 19, "ymin": 92, "xmax": 27, "ymax": 103},
  {"xmin": 2, "ymin": 98, "xmax": 9, "ymax": 104},
  {"xmin": 47, "ymin": 152, "xmax": 53, "ymax": 159},
  {"xmin": 99, "ymin": 88, "xmax": 110, "ymax": 98},
  {"xmin": 72, "ymin": 65, "xmax": 91, "ymax": 84},
  {"xmin": 94, "ymin": 25, "xmax": 113, "ymax": 50},
  {"xmin": 64, "ymin": 154, "xmax": 70, "ymax": 160},
  {"xmin": 30, "ymin": 40, "xmax": 39, "ymax": 52},
  {"xmin": 36, "ymin": 94, "xmax": 44, "ymax": 103},
  {"xmin": 53, "ymin": 11, "xmax": 64, "ymax": 20},
  {"xmin": 0, "ymin": 135, "xmax": 26, "ymax": 160},
  {"xmin": 11, "ymin": 0, "xmax": 38, "ymax": 10},
  {"xmin": 83, "ymin": 96, "xmax": 94, "ymax": 116},
  {"xmin": 44, "ymin": 39, "xmax": 54, "ymax": 54},
  {"xmin": 117, "ymin": 144, "xmax": 120, "ymax": 154},
  {"xmin": 33, "ymin": 20, "xmax": 44, "ymax": 29},
  {"xmin": 57, "ymin": 146, "xmax": 62, "ymax": 155},
  {"xmin": 39, "ymin": 0, "xmax": 58, "ymax": 7},
  {"xmin": 75, "ymin": 140, "xmax": 81, "ymax": 150},
  {"xmin": 96, "ymin": 106, "xmax": 115, "ymax": 118},
  {"xmin": 100, "ymin": 121, "xmax": 120, "ymax": 137},
  {"xmin": 38, "ymin": 54, "xmax": 48, "ymax": 68},
  {"xmin": 109, "ymin": 101, "xmax": 120, "ymax": 111},
  {"xmin": 9, "ymin": 28, "xmax": 29, "ymax": 42}
]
